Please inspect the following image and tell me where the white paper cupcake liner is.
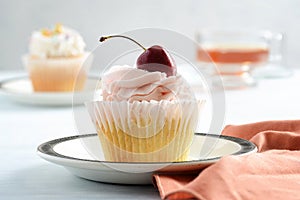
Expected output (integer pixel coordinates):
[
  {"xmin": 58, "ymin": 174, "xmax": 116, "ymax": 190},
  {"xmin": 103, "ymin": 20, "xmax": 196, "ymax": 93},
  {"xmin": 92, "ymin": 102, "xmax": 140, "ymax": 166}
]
[{"xmin": 86, "ymin": 99, "xmax": 205, "ymax": 162}]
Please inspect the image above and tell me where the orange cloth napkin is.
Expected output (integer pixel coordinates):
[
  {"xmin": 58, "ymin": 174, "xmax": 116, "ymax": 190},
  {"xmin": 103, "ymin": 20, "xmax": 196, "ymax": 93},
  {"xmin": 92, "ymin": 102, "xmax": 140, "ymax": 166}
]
[{"xmin": 153, "ymin": 120, "xmax": 300, "ymax": 200}]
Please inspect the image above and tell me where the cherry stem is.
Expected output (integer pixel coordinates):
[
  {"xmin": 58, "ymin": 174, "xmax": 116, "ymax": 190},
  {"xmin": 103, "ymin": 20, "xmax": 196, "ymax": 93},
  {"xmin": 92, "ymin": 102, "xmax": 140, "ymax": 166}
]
[{"xmin": 99, "ymin": 35, "xmax": 147, "ymax": 51}]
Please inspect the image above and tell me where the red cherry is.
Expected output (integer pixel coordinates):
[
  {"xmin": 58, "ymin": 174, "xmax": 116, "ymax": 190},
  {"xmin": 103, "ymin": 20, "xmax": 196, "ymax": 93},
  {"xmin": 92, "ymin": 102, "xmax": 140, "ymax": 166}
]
[
  {"xmin": 136, "ymin": 45, "xmax": 176, "ymax": 77},
  {"xmin": 100, "ymin": 35, "xmax": 177, "ymax": 76}
]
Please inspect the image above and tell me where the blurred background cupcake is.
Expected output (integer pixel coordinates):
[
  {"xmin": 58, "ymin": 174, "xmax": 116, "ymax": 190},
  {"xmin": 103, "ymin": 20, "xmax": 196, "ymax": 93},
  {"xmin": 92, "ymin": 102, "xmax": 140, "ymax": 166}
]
[{"xmin": 23, "ymin": 24, "xmax": 92, "ymax": 92}]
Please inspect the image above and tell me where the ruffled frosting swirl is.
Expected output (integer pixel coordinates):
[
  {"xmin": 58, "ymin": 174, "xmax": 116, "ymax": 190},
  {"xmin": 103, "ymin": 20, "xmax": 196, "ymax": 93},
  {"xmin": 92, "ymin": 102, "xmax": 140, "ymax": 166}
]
[{"xmin": 102, "ymin": 65, "xmax": 194, "ymax": 102}]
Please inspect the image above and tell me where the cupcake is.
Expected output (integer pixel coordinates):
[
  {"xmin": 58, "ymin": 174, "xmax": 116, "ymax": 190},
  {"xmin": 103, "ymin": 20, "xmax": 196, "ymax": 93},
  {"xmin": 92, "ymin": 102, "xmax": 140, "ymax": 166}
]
[
  {"xmin": 86, "ymin": 35, "xmax": 204, "ymax": 162},
  {"xmin": 23, "ymin": 24, "xmax": 91, "ymax": 92},
  {"xmin": 86, "ymin": 67, "xmax": 201, "ymax": 162}
]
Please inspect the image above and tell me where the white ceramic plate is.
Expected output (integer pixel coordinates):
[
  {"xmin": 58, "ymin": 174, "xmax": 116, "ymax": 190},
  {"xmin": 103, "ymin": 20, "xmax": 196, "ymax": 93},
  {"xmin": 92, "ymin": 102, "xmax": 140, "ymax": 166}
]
[
  {"xmin": 0, "ymin": 76, "xmax": 100, "ymax": 106},
  {"xmin": 37, "ymin": 133, "xmax": 257, "ymax": 184}
]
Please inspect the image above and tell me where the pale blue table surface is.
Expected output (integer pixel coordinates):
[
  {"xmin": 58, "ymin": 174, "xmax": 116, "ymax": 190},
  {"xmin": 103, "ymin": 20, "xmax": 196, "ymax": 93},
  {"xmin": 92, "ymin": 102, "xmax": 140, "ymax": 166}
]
[{"xmin": 1, "ymin": 70, "xmax": 300, "ymax": 199}]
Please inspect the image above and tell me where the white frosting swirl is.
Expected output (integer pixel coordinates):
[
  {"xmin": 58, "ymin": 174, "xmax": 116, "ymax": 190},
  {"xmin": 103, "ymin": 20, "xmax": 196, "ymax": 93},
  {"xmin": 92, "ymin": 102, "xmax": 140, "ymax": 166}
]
[
  {"xmin": 29, "ymin": 25, "xmax": 86, "ymax": 58},
  {"xmin": 102, "ymin": 65, "xmax": 194, "ymax": 102}
]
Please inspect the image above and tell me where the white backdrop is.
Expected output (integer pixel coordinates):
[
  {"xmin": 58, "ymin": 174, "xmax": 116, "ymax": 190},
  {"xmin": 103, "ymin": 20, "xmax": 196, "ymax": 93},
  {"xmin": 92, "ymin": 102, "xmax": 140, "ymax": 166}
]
[{"xmin": 0, "ymin": 0, "xmax": 299, "ymax": 70}]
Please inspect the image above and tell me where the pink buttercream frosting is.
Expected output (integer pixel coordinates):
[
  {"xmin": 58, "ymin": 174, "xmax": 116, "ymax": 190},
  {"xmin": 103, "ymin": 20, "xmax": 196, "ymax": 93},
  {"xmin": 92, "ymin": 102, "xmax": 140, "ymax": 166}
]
[{"xmin": 102, "ymin": 65, "xmax": 194, "ymax": 102}]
